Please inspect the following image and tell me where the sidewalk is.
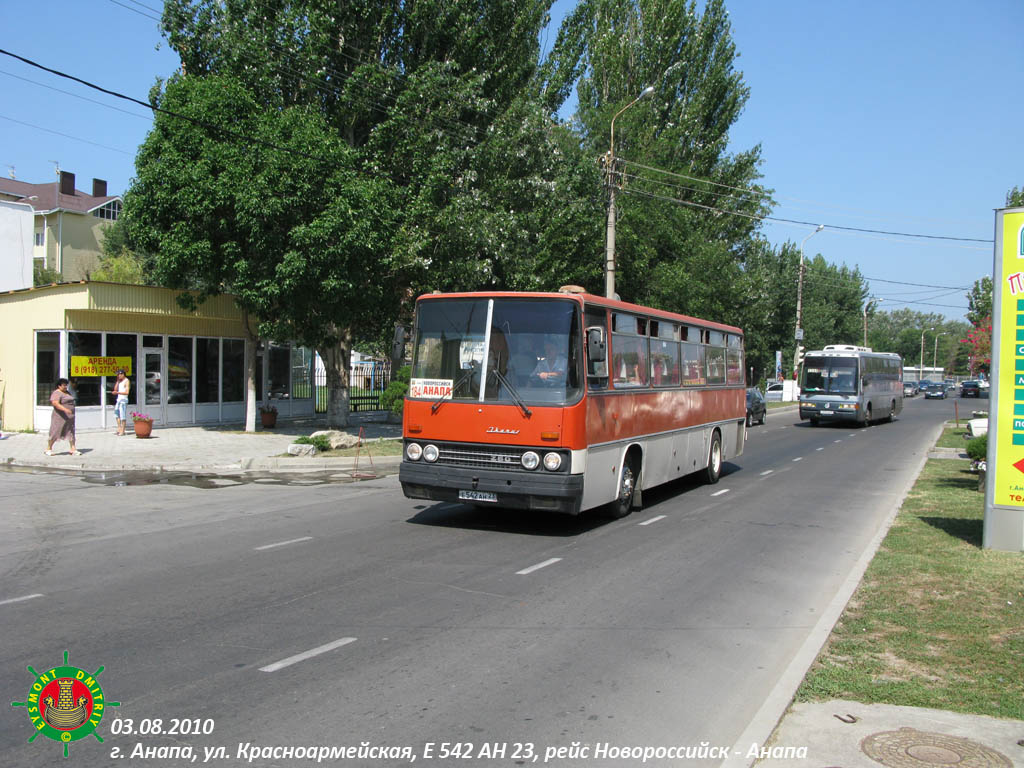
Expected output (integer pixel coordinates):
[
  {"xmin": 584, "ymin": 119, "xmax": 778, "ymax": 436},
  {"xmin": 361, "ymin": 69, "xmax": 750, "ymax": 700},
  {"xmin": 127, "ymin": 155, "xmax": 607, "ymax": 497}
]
[{"xmin": 0, "ymin": 411, "xmax": 403, "ymax": 474}]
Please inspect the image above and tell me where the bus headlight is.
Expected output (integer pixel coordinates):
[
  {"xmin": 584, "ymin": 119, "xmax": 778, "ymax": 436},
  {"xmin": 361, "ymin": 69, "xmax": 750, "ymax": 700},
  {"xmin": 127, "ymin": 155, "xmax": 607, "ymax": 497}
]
[
  {"xmin": 422, "ymin": 444, "xmax": 439, "ymax": 462},
  {"xmin": 543, "ymin": 452, "xmax": 562, "ymax": 471},
  {"xmin": 521, "ymin": 451, "xmax": 540, "ymax": 470},
  {"xmin": 406, "ymin": 442, "xmax": 423, "ymax": 461}
]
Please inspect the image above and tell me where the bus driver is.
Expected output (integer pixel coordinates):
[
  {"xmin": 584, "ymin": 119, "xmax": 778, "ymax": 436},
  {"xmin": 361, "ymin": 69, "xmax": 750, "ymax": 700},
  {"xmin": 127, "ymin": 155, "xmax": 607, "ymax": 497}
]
[{"xmin": 532, "ymin": 338, "xmax": 568, "ymax": 382}]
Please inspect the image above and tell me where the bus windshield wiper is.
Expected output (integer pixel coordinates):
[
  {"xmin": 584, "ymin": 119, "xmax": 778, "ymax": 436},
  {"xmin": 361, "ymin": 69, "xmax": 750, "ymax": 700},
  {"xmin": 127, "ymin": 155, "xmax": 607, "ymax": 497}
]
[
  {"xmin": 490, "ymin": 367, "xmax": 532, "ymax": 417},
  {"xmin": 432, "ymin": 364, "xmax": 478, "ymax": 413}
]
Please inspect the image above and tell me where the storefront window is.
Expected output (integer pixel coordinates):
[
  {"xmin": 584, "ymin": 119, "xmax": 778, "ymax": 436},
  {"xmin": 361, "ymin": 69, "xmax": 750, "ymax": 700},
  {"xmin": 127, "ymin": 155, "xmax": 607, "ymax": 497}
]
[
  {"xmin": 36, "ymin": 332, "xmax": 60, "ymax": 405},
  {"xmin": 195, "ymin": 338, "xmax": 220, "ymax": 403},
  {"xmin": 291, "ymin": 347, "xmax": 312, "ymax": 400},
  {"xmin": 268, "ymin": 344, "xmax": 291, "ymax": 399},
  {"xmin": 168, "ymin": 337, "xmax": 193, "ymax": 404},
  {"xmin": 69, "ymin": 332, "xmax": 102, "ymax": 406},
  {"xmin": 106, "ymin": 333, "xmax": 137, "ymax": 406},
  {"xmin": 222, "ymin": 339, "xmax": 244, "ymax": 402}
]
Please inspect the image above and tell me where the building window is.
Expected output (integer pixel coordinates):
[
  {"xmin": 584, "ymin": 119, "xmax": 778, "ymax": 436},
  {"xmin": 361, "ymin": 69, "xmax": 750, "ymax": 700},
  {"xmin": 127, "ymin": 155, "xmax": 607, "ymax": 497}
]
[
  {"xmin": 36, "ymin": 332, "xmax": 60, "ymax": 405},
  {"xmin": 68, "ymin": 332, "xmax": 102, "ymax": 406},
  {"xmin": 268, "ymin": 344, "xmax": 291, "ymax": 399},
  {"xmin": 168, "ymin": 337, "xmax": 193, "ymax": 404},
  {"xmin": 195, "ymin": 338, "xmax": 220, "ymax": 403},
  {"xmin": 92, "ymin": 200, "xmax": 121, "ymax": 221},
  {"xmin": 106, "ymin": 333, "xmax": 138, "ymax": 407},
  {"xmin": 222, "ymin": 339, "xmax": 245, "ymax": 402},
  {"xmin": 34, "ymin": 231, "xmax": 44, "ymax": 247}
]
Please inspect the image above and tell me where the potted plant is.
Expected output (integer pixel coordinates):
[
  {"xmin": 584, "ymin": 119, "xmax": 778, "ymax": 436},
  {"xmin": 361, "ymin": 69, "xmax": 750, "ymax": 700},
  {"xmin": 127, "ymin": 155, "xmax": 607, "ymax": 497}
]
[
  {"xmin": 259, "ymin": 403, "xmax": 278, "ymax": 428},
  {"xmin": 131, "ymin": 411, "xmax": 154, "ymax": 438}
]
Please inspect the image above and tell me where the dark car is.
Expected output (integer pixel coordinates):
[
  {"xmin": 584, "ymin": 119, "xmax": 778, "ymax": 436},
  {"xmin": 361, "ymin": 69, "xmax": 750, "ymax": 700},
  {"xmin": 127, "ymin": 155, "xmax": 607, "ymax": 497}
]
[
  {"xmin": 746, "ymin": 388, "xmax": 766, "ymax": 427},
  {"xmin": 960, "ymin": 380, "xmax": 981, "ymax": 398},
  {"xmin": 923, "ymin": 382, "xmax": 946, "ymax": 399}
]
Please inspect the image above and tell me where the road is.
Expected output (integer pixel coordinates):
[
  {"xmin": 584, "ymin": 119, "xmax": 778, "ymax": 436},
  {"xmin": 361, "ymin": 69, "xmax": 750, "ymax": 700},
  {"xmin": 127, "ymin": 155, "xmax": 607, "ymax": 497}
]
[{"xmin": 0, "ymin": 397, "xmax": 954, "ymax": 767}]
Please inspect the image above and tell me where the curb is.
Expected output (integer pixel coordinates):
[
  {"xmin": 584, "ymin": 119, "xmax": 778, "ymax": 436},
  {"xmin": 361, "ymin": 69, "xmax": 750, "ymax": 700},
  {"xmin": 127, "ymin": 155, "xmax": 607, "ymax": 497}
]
[{"xmin": 3, "ymin": 456, "xmax": 403, "ymax": 475}]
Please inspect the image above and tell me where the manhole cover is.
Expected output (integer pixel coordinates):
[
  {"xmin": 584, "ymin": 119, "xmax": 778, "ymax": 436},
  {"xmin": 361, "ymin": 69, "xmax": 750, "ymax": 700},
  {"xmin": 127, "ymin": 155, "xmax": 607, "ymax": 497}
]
[{"xmin": 861, "ymin": 728, "xmax": 1011, "ymax": 768}]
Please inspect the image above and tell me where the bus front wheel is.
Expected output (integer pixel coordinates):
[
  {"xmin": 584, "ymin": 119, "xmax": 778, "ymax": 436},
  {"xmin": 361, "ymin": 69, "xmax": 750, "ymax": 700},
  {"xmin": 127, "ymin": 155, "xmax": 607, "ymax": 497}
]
[
  {"xmin": 862, "ymin": 404, "xmax": 872, "ymax": 427},
  {"xmin": 704, "ymin": 431, "xmax": 722, "ymax": 484},
  {"xmin": 606, "ymin": 458, "xmax": 638, "ymax": 519}
]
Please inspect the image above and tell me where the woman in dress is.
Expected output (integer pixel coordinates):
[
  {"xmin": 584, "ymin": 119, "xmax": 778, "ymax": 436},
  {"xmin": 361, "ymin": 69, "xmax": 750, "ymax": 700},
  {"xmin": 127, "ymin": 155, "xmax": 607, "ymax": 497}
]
[{"xmin": 47, "ymin": 378, "xmax": 80, "ymax": 456}]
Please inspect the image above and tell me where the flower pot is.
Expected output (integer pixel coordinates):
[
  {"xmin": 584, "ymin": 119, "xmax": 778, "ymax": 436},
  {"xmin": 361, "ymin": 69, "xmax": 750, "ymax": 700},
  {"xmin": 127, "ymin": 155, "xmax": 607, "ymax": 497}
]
[
  {"xmin": 134, "ymin": 419, "xmax": 153, "ymax": 438},
  {"xmin": 261, "ymin": 412, "xmax": 277, "ymax": 428}
]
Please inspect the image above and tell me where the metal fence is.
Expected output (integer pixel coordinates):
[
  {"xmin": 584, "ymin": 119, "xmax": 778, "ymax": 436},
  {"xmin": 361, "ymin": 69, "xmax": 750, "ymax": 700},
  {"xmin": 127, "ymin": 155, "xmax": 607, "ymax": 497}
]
[{"xmin": 315, "ymin": 360, "xmax": 393, "ymax": 413}]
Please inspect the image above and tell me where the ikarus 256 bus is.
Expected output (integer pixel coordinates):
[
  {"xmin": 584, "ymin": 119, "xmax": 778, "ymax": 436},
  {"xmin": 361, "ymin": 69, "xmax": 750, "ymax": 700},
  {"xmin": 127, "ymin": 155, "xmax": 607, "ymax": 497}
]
[{"xmin": 799, "ymin": 345, "xmax": 903, "ymax": 426}]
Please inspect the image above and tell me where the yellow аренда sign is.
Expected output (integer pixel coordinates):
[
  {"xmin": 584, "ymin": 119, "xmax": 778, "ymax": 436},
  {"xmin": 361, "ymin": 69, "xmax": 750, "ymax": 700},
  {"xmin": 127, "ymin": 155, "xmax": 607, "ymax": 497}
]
[{"xmin": 69, "ymin": 356, "xmax": 133, "ymax": 377}]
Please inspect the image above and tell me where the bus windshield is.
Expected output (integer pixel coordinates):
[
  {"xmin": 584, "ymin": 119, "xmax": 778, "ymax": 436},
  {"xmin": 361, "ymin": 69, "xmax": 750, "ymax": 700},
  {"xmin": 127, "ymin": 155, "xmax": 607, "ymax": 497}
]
[
  {"xmin": 411, "ymin": 298, "xmax": 582, "ymax": 405},
  {"xmin": 802, "ymin": 355, "xmax": 859, "ymax": 396}
]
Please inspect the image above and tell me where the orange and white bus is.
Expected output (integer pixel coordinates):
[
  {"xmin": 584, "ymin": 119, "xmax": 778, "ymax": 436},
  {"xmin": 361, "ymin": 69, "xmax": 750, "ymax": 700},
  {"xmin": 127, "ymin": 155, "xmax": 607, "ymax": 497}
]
[{"xmin": 398, "ymin": 287, "xmax": 746, "ymax": 517}]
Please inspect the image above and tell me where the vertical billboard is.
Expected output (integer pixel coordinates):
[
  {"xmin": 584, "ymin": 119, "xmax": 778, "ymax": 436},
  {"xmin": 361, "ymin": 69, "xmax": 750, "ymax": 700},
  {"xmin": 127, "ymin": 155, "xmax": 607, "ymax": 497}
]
[{"xmin": 985, "ymin": 206, "xmax": 1024, "ymax": 551}]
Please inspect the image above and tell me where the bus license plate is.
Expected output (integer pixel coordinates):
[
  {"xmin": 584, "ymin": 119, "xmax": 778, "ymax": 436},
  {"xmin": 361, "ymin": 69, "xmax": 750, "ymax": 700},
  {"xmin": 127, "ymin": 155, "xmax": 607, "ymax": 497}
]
[{"xmin": 459, "ymin": 490, "xmax": 497, "ymax": 503}]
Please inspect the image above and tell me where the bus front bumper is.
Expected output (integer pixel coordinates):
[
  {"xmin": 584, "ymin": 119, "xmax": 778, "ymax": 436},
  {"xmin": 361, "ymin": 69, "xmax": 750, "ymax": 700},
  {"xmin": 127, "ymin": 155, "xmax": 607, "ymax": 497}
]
[
  {"xmin": 399, "ymin": 462, "xmax": 584, "ymax": 515},
  {"xmin": 800, "ymin": 403, "xmax": 861, "ymax": 421}
]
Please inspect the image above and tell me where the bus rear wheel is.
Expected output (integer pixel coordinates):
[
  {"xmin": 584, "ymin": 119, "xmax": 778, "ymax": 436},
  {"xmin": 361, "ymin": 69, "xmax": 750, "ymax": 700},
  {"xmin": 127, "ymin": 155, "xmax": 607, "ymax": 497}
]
[{"xmin": 704, "ymin": 431, "xmax": 722, "ymax": 484}]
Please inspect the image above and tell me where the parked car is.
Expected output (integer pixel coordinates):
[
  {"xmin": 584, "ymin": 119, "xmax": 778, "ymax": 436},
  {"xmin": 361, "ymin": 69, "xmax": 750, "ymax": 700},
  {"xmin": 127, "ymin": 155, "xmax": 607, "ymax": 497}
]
[
  {"xmin": 764, "ymin": 382, "xmax": 785, "ymax": 402},
  {"xmin": 960, "ymin": 380, "xmax": 981, "ymax": 398},
  {"xmin": 746, "ymin": 388, "xmax": 766, "ymax": 427},
  {"xmin": 923, "ymin": 382, "xmax": 946, "ymax": 399}
]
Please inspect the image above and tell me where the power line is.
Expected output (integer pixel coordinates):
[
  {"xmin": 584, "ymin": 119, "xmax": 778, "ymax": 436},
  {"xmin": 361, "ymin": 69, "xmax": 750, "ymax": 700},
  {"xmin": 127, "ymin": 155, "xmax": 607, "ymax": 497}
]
[
  {"xmin": 618, "ymin": 159, "xmax": 993, "ymax": 244},
  {"xmin": 0, "ymin": 47, "xmax": 330, "ymax": 164},
  {"xmin": 0, "ymin": 114, "xmax": 132, "ymax": 155}
]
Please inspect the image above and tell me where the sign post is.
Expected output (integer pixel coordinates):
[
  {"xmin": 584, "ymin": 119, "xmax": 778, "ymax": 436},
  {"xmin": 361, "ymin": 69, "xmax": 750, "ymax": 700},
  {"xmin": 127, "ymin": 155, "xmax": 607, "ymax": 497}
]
[{"xmin": 985, "ymin": 206, "xmax": 1024, "ymax": 551}]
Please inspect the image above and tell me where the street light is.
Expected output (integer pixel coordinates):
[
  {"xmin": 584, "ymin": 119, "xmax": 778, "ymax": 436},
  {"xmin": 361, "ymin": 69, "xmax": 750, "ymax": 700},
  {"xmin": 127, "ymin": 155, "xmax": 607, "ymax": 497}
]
[
  {"xmin": 605, "ymin": 85, "xmax": 655, "ymax": 299},
  {"xmin": 919, "ymin": 326, "xmax": 934, "ymax": 383},
  {"xmin": 933, "ymin": 332, "xmax": 945, "ymax": 373},
  {"xmin": 792, "ymin": 224, "xmax": 824, "ymax": 377}
]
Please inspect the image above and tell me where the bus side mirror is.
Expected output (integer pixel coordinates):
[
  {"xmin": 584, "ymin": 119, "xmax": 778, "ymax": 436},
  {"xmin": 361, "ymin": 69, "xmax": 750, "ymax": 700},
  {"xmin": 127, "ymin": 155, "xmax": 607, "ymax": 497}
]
[{"xmin": 586, "ymin": 327, "xmax": 606, "ymax": 363}]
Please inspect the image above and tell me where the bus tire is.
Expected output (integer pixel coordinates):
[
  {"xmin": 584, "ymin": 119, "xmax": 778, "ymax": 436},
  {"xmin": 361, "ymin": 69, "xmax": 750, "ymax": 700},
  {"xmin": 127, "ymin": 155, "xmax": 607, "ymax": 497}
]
[
  {"xmin": 704, "ymin": 430, "xmax": 722, "ymax": 485},
  {"xmin": 887, "ymin": 400, "xmax": 896, "ymax": 422},
  {"xmin": 862, "ymin": 403, "xmax": 872, "ymax": 427},
  {"xmin": 606, "ymin": 456, "xmax": 639, "ymax": 519}
]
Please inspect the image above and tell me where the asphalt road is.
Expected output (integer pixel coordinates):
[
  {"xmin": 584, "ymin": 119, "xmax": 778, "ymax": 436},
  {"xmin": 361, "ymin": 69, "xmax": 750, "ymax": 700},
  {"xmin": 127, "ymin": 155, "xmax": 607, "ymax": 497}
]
[{"xmin": 0, "ymin": 396, "xmax": 954, "ymax": 767}]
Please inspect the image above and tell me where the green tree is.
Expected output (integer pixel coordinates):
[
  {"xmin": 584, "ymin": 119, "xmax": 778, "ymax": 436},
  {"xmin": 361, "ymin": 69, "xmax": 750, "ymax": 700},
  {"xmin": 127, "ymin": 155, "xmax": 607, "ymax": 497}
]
[
  {"xmin": 153, "ymin": 0, "xmax": 566, "ymax": 423},
  {"xmin": 540, "ymin": 0, "xmax": 770, "ymax": 315},
  {"xmin": 966, "ymin": 276, "xmax": 992, "ymax": 328},
  {"xmin": 127, "ymin": 74, "xmax": 397, "ymax": 428},
  {"xmin": 1007, "ymin": 186, "xmax": 1024, "ymax": 207}
]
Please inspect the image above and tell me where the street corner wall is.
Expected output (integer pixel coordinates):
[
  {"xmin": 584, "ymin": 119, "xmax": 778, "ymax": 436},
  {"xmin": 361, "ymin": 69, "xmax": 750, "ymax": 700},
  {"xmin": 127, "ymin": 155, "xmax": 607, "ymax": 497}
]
[
  {"xmin": 0, "ymin": 298, "xmax": 36, "ymax": 431},
  {"xmin": 0, "ymin": 201, "xmax": 34, "ymax": 292}
]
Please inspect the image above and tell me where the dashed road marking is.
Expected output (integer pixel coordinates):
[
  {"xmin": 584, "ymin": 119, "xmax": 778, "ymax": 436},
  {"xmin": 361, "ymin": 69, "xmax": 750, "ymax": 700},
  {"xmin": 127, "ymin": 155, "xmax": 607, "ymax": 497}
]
[
  {"xmin": 516, "ymin": 558, "xmax": 563, "ymax": 575},
  {"xmin": 254, "ymin": 536, "xmax": 314, "ymax": 551},
  {"xmin": 0, "ymin": 594, "xmax": 43, "ymax": 607},
  {"xmin": 792, "ymin": 457, "xmax": 803, "ymax": 462},
  {"xmin": 638, "ymin": 515, "xmax": 666, "ymax": 526},
  {"xmin": 260, "ymin": 637, "xmax": 358, "ymax": 672},
  {"xmin": 760, "ymin": 470, "xmax": 774, "ymax": 476},
  {"xmin": 711, "ymin": 489, "xmax": 730, "ymax": 497}
]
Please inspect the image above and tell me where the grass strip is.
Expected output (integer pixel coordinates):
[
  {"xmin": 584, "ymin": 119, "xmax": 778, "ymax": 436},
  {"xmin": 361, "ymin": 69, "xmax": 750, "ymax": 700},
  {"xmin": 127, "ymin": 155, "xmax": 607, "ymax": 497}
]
[{"xmin": 797, "ymin": 458, "xmax": 1024, "ymax": 720}]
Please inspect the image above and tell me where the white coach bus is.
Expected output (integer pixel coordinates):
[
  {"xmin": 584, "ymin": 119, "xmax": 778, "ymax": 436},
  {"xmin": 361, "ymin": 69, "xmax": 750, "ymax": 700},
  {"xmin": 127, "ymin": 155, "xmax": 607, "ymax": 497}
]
[{"xmin": 798, "ymin": 345, "xmax": 903, "ymax": 426}]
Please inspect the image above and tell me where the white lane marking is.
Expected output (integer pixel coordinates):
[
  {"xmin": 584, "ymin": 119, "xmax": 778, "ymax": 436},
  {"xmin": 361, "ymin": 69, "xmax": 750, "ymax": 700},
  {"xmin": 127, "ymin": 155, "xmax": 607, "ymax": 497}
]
[
  {"xmin": 834, "ymin": 440, "xmax": 842, "ymax": 443},
  {"xmin": 792, "ymin": 457, "xmax": 803, "ymax": 462},
  {"xmin": 254, "ymin": 536, "xmax": 313, "ymax": 551},
  {"xmin": 260, "ymin": 637, "xmax": 357, "ymax": 672},
  {"xmin": 516, "ymin": 558, "xmax": 562, "ymax": 575},
  {"xmin": 638, "ymin": 515, "xmax": 666, "ymax": 526},
  {"xmin": 0, "ymin": 593, "xmax": 43, "ymax": 607},
  {"xmin": 816, "ymin": 447, "xmax": 825, "ymax": 451},
  {"xmin": 711, "ymin": 489, "xmax": 730, "ymax": 497},
  {"xmin": 760, "ymin": 470, "xmax": 774, "ymax": 476}
]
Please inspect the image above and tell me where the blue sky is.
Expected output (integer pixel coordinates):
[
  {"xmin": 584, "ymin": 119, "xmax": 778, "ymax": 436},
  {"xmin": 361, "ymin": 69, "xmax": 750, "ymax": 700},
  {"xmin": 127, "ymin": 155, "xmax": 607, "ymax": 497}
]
[{"xmin": 3, "ymin": 0, "xmax": 1020, "ymax": 323}]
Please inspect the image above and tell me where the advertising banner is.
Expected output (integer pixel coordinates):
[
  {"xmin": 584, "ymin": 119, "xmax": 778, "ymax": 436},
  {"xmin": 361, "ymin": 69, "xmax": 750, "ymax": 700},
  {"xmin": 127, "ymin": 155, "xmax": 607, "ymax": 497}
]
[
  {"xmin": 985, "ymin": 207, "xmax": 1024, "ymax": 550},
  {"xmin": 69, "ymin": 356, "xmax": 133, "ymax": 377}
]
